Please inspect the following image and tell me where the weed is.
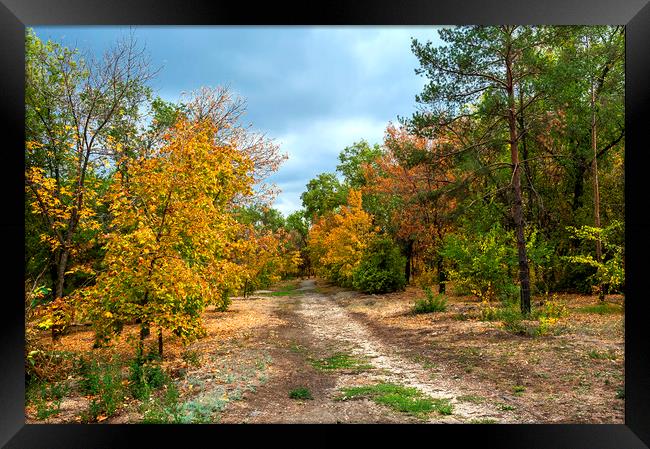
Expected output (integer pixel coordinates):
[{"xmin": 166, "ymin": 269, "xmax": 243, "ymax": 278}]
[
  {"xmin": 182, "ymin": 350, "xmax": 202, "ymax": 368},
  {"xmin": 497, "ymin": 403, "xmax": 516, "ymax": 411},
  {"xmin": 76, "ymin": 356, "xmax": 124, "ymax": 421},
  {"xmin": 615, "ymin": 388, "xmax": 624, "ymax": 399},
  {"xmin": 310, "ymin": 353, "xmax": 373, "ymax": 372},
  {"xmin": 588, "ymin": 349, "xmax": 617, "ymax": 361},
  {"xmin": 128, "ymin": 358, "xmax": 166, "ymax": 401},
  {"xmin": 457, "ymin": 394, "xmax": 485, "ymax": 404},
  {"xmin": 512, "ymin": 385, "xmax": 526, "ymax": 396},
  {"xmin": 469, "ymin": 418, "xmax": 498, "ymax": 424},
  {"xmin": 577, "ymin": 303, "xmax": 623, "ymax": 315},
  {"xmin": 336, "ymin": 383, "xmax": 453, "ymax": 418},
  {"xmin": 141, "ymin": 382, "xmax": 182, "ymax": 424},
  {"xmin": 413, "ymin": 287, "xmax": 447, "ymax": 314},
  {"xmin": 27, "ymin": 380, "xmax": 69, "ymax": 420},
  {"xmin": 289, "ymin": 387, "xmax": 313, "ymax": 400}
]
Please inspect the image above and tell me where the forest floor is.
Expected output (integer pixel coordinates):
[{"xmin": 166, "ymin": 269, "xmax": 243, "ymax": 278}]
[{"xmin": 26, "ymin": 278, "xmax": 624, "ymax": 424}]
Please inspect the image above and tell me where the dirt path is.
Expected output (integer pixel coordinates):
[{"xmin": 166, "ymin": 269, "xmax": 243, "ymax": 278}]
[{"xmin": 219, "ymin": 279, "xmax": 507, "ymax": 423}]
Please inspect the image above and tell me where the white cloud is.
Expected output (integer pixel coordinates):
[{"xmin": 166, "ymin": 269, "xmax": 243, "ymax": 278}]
[{"xmin": 267, "ymin": 115, "xmax": 388, "ymax": 216}]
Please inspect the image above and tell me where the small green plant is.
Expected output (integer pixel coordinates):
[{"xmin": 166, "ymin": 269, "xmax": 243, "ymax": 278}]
[
  {"xmin": 497, "ymin": 403, "xmax": 516, "ymax": 411},
  {"xmin": 588, "ymin": 349, "xmax": 617, "ymax": 360},
  {"xmin": 310, "ymin": 352, "xmax": 372, "ymax": 372},
  {"xmin": 289, "ymin": 387, "xmax": 313, "ymax": 400},
  {"xmin": 141, "ymin": 382, "xmax": 182, "ymax": 424},
  {"xmin": 456, "ymin": 394, "xmax": 485, "ymax": 404},
  {"xmin": 469, "ymin": 418, "xmax": 498, "ymax": 424},
  {"xmin": 512, "ymin": 385, "xmax": 526, "ymax": 396},
  {"xmin": 336, "ymin": 383, "xmax": 453, "ymax": 418},
  {"xmin": 27, "ymin": 380, "xmax": 69, "ymax": 420},
  {"xmin": 577, "ymin": 303, "xmax": 624, "ymax": 315},
  {"xmin": 129, "ymin": 357, "xmax": 166, "ymax": 401},
  {"xmin": 413, "ymin": 287, "xmax": 447, "ymax": 314},
  {"xmin": 616, "ymin": 387, "xmax": 625, "ymax": 399},
  {"xmin": 76, "ymin": 356, "xmax": 124, "ymax": 421},
  {"xmin": 182, "ymin": 350, "xmax": 202, "ymax": 367}
]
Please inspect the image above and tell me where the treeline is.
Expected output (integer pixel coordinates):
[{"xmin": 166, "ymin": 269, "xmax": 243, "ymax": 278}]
[
  {"xmin": 299, "ymin": 26, "xmax": 625, "ymax": 314},
  {"xmin": 24, "ymin": 30, "xmax": 306, "ymax": 359}
]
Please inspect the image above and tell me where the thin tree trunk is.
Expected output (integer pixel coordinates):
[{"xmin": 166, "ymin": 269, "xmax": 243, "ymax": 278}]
[
  {"xmin": 437, "ymin": 256, "xmax": 446, "ymax": 294},
  {"xmin": 158, "ymin": 328, "xmax": 163, "ymax": 358},
  {"xmin": 591, "ymin": 82, "xmax": 604, "ymax": 301},
  {"xmin": 505, "ymin": 42, "xmax": 532, "ymax": 316},
  {"xmin": 51, "ymin": 248, "xmax": 70, "ymax": 341},
  {"xmin": 404, "ymin": 240, "xmax": 413, "ymax": 283}
]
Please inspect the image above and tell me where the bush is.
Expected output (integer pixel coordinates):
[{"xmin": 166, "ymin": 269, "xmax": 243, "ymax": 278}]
[
  {"xmin": 440, "ymin": 225, "xmax": 518, "ymax": 302},
  {"xmin": 289, "ymin": 387, "xmax": 313, "ymax": 400},
  {"xmin": 129, "ymin": 356, "xmax": 166, "ymax": 400},
  {"xmin": 352, "ymin": 237, "xmax": 406, "ymax": 294},
  {"xmin": 76, "ymin": 355, "xmax": 124, "ymax": 421},
  {"xmin": 413, "ymin": 287, "xmax": 447, "ymax": 314}
]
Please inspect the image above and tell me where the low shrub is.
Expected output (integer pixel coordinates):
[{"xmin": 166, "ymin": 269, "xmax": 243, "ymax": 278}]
[
  {"xmin": 352, "ymin": 237, "xmax": 406, "ymax": 294},
  {"xmin": 289, "ymin": 387, "xmax": 313, "ymax": 400},
  {"xmin": 413, "ymin": 287, "xmax": 447, "ymax": 314}
]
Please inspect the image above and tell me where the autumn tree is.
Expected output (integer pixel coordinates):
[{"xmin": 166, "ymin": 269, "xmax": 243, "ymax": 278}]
[
  {"xmin": 83, "ymin": 109, "xmax": 258, "ymax": 359},
  {"xmin": 364, "ymin": 125, "xmax": 457, "ymax": 291},
  {"xmin": 410, "ymin": 26, "xmax": 556, "ymax": 314},
  {"xmin": 25, "ymin": 29, "xmax": 156, "ymax": 339},
  {"xmin": 307, "ymin": 189, "xmax": 376, "ymax": 287}
]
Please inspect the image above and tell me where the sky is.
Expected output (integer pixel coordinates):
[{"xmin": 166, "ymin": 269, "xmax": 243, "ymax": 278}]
[{"xmin": 33, "ymin": 26, "xmax": 444, "ymax": 216}]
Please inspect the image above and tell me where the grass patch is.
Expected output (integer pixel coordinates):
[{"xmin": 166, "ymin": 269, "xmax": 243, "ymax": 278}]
[
  {"xmin": 267, "ymin": 283, "xmax": 303, "ymax": 297},
  {"xmin": 497, "ymin": 402, "xmax": 516, "ymax": 411},
  {"xmin": 469, "ymin": 418, "xmax": 498, "ymax": 424},
  {"xmin": 588, "ymin": 349, "xmax": 617, "ymax": 360},
  {"xmin": 335, "ymin": 383, "xmax": 453, "ymax": 418},
  {"xmin": 310, "ymin": 352, "xmax": 373, "ymax": 372},
  {"xmin": 616, "ymin": 387, "xmax": 625, "ymax": 399},
  {"xmin": 577, "ymin": 303, "xmax": 623, "ymax": 315},
  {"xmin": 289, "ymin": 387, "xmax": 313, "ymax": 400},
  {"xmin": 27, "ymin": 380, "xmax": 69, "ymax": 420},
  {"xmin": 456, "ymin": 394, "xmax": 485, "ymax": 404},
  {"xmin": 413, "ymin": 287, "xmax": 447, "ymax": 314},
  {"xmin": 512, "ymin": 385, "xmax": 526, "ymax": 396}
]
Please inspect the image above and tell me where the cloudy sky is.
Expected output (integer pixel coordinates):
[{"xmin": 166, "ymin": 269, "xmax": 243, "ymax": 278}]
[{"xmin": 33, "ymin": 26, "xmax": 444, "ymax": 216}]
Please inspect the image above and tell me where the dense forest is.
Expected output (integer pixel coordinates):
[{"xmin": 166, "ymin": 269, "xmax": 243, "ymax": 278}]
[
  {"xmin": 25, "ymin": 25, "xmax": 625, "ymax": 424},
  {"xmin": 300, "ymin": 25, "xmax": 624, "ymax": 307}
]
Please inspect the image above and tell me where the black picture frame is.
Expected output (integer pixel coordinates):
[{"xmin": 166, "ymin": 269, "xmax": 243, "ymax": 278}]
[{"xmin": 2, "ymin": 1, "xmax": 649, "ymax": 447}]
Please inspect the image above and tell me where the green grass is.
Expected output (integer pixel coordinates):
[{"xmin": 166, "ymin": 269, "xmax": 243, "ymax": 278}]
[
  {"xmin": 588, "ymin": 349, "xmax": 617, "ymax": 360},
  {"xmin": 512, "ymin": 385, "xmax": 526, "ymax": 396},
  {"xmin": 413, "ymin": 287, "xmax": 447, "ymax": 314},
  {"xmin": 335, "ymin": 383, "xmax": 453, "ymax": 418},
  {"xmin": 577, "ymin": 303, "xmax": 624, "ymax": 315},
  {"xmin": 616, "ymin": 387, "xmax": 625, "ymax": 399},
  {"xmin": 310, "ymin": 352, "xmax": 373, "ymax": 372},
  {"xmin": 497, "ymin": 402, "xmax": 516, "ymax": 411},
  {"xmin": 268, "ymin": 283, "xmax": 303, "ymax": 297},
  {"xmin": 289, "ymin": 387, "xmax": 313, "ymax": 400},
  {"xmin": 469, "ymin": 418, "xmax": 498, "ymax": 424},
  {"xmin": 456, "ymin": 394, "xmax": 485, "ymax": 404}
]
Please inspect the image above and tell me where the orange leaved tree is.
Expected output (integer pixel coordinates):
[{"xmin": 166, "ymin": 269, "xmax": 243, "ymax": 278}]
[{"xmin": 83, "ymin": 114, "xmax": 255, "ymax": 359}]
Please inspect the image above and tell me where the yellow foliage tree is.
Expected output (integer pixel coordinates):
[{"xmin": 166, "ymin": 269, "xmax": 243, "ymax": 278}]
[
  {"xmin": 307, "ymin": 189, "xmax": 376, "ymax": 286},
  {"xmin": 83, "ymin": 115, "xmax": 255, "ymax": 357}
]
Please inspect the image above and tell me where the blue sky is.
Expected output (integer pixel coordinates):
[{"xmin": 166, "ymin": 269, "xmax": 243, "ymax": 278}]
[{"xmin": 33, "ymin": 26, "xmax": 444, "ymax": 216}]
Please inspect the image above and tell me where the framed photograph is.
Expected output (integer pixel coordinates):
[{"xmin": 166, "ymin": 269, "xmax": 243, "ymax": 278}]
[{"xmin": 2, "ymin": 0, "xmax": 649, "ymax": 447}]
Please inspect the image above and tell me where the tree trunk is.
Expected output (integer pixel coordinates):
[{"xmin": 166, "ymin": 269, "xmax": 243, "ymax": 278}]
[
  {"xmin": 158, "ymin": 328, "xmax": 163, "ymax": 358},
  {"xmin": 505, "ymin": 46, "xmax": 532, "ymax": 316},
  {"xmin": 138, "ymin": 322, "xmax": 149, "ymax": 361},
  {"xmin": 437, "ymin": 256, "xmax": 446, "ymax": 294},
  {"xmin": 404, "ymin": 240, "xmax": 413, "ymax": 283},
  {"xmin": 591, "ymin": 83, "xmax": 604, "ymax": 301},
  {"xmin": 51, "ymin": 248, "xmax": 70, "ymax": 342}
]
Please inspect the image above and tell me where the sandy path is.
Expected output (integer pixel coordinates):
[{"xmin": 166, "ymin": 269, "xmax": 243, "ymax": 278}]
[{"xmin": 294, "ymin": 280, "xmax": 503, "ymax": 423}]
